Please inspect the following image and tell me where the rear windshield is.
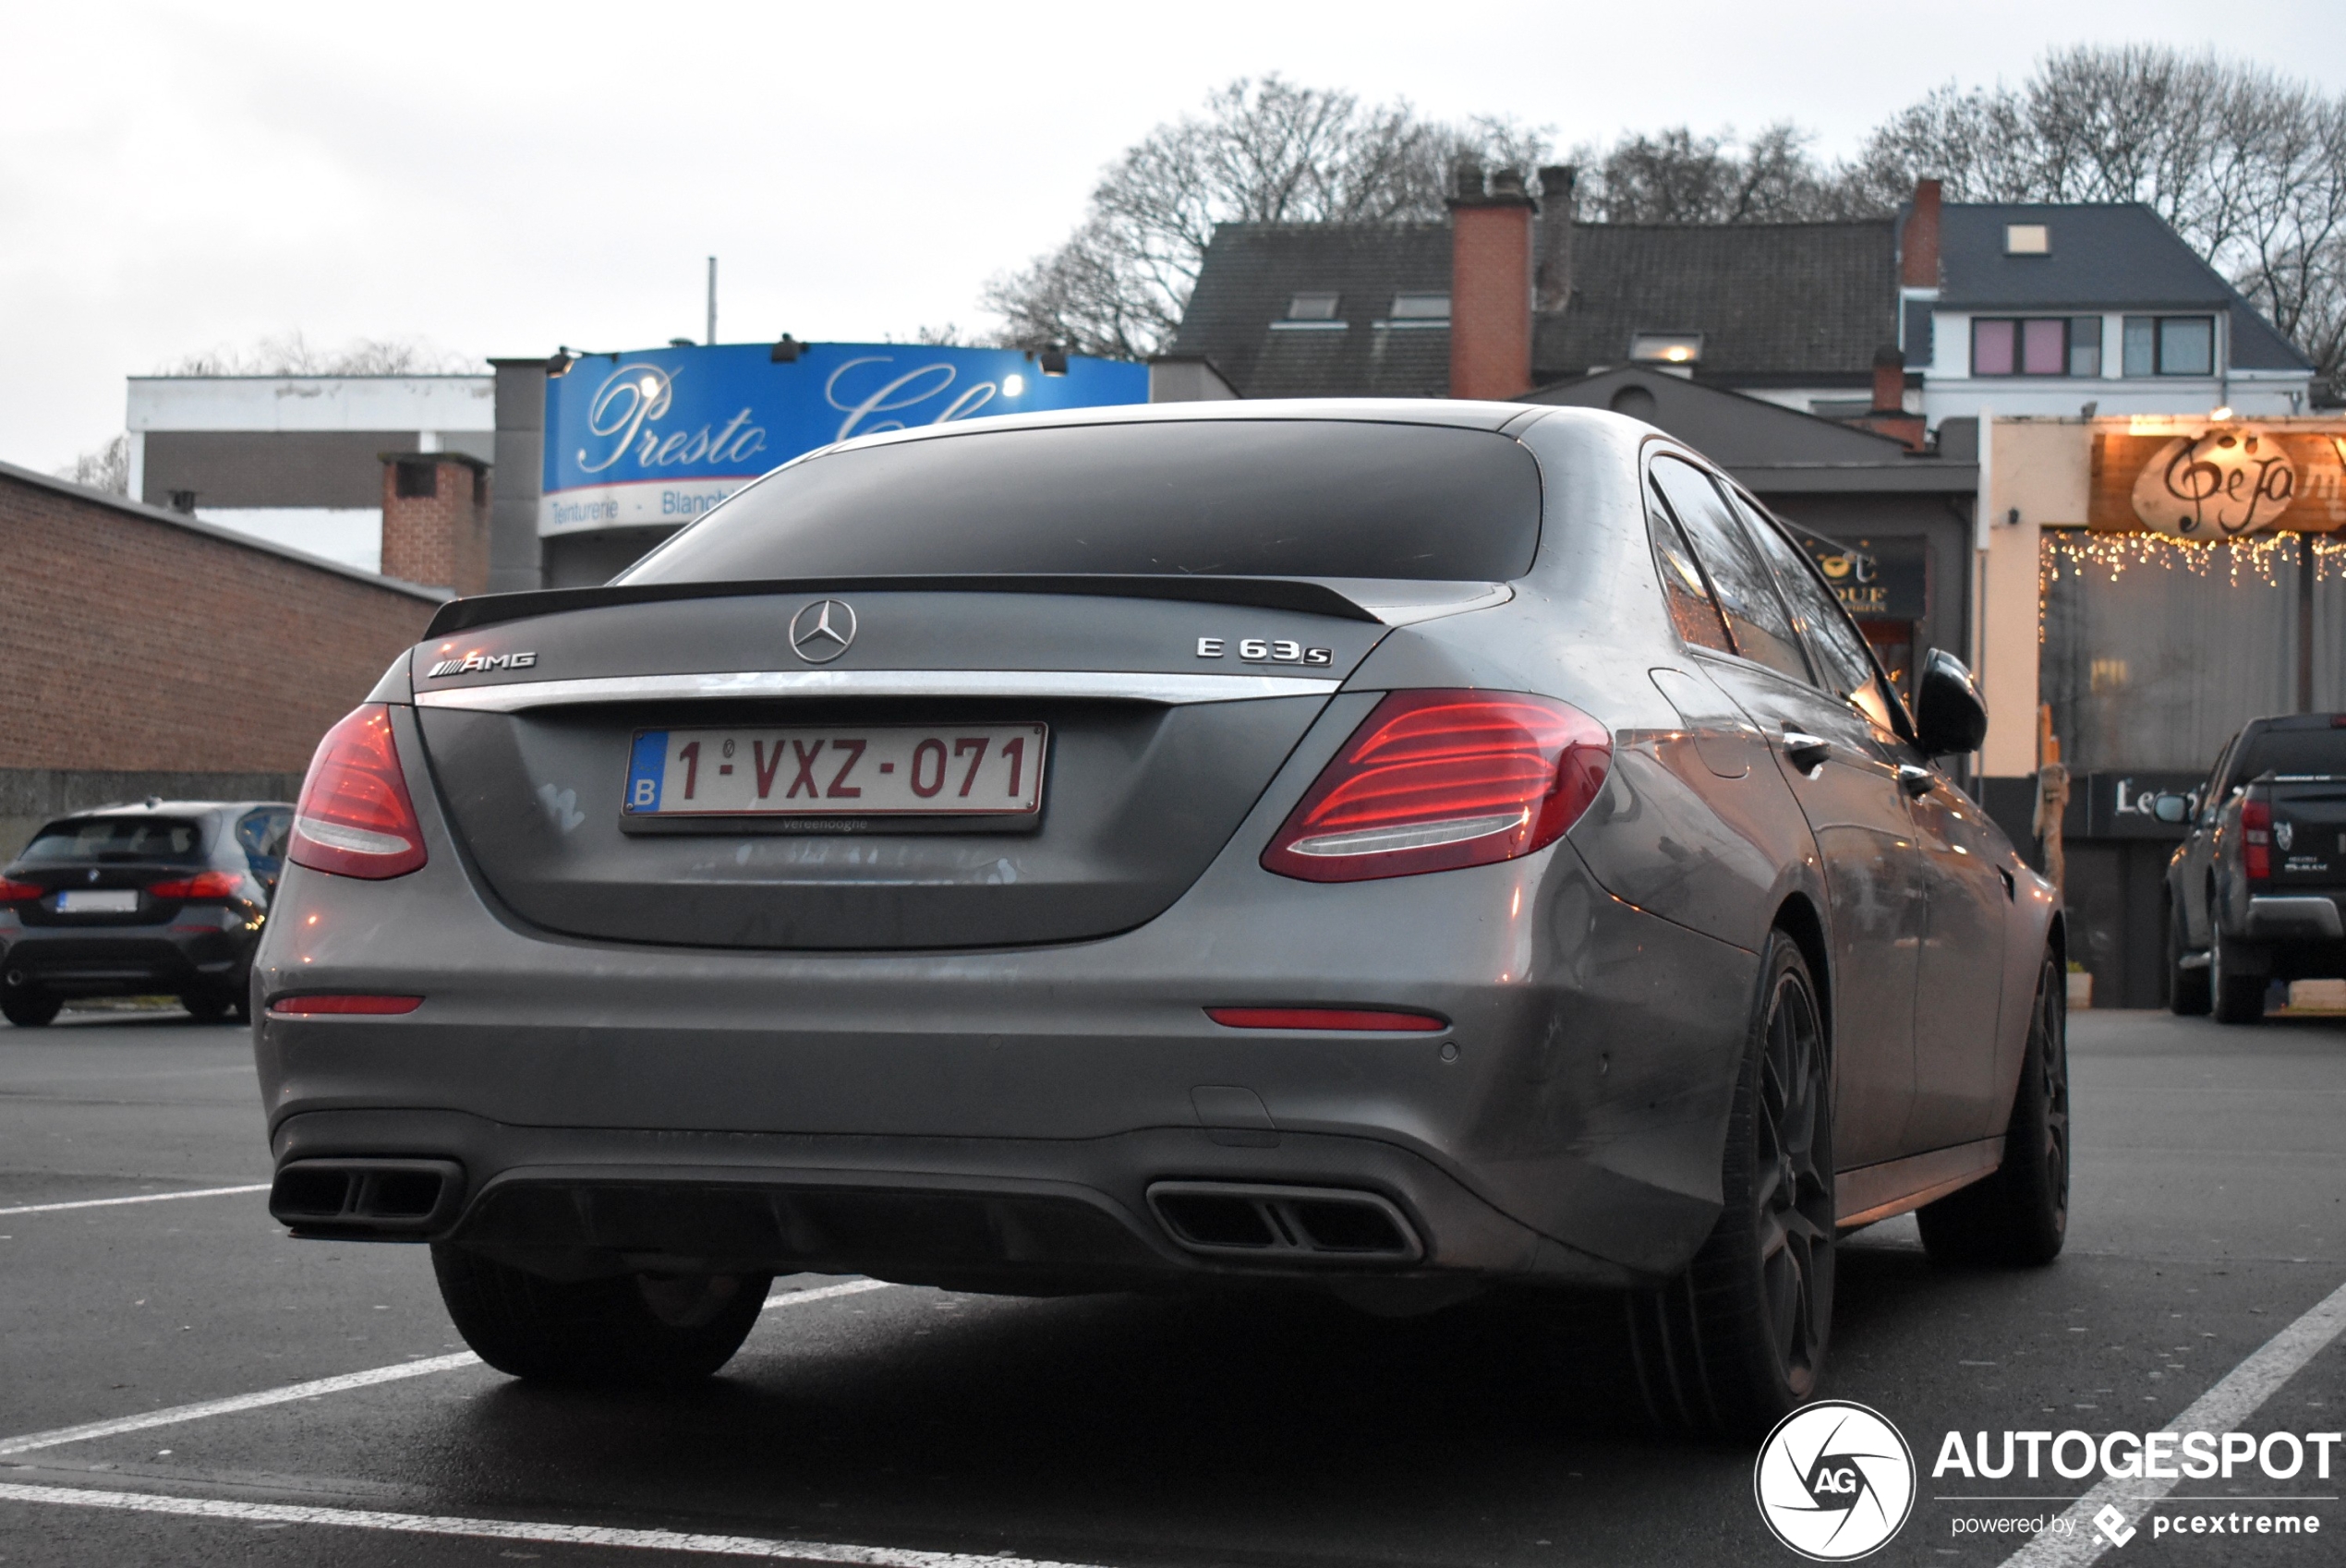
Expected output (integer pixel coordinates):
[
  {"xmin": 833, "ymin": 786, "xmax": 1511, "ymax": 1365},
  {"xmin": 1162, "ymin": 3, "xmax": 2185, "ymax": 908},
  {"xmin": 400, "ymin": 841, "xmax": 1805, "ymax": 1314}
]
[
  {"xmin": 2238, "ymin": 728, "xmax": 2346, "ymax": 779},
  {"xmin": 621, "ymin": 420, "xmax": 1544, "ymax": 584},
  {"xmin": 18, "ymin": 818, "xmax": 206, "ymax": 863}
]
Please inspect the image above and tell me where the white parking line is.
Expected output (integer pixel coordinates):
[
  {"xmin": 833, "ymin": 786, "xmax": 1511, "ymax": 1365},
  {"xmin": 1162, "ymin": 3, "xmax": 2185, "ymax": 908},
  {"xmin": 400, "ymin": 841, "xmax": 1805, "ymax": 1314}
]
[
  {"xmin": 0, "ymin": 1184, "xmax": 269, "ymax": 1216},
  {"xmin": 0, "ymin": 1482, "xmax": 1107, "ymax": 1567},
  {"xmin": 2003, "ymin": 1272, "xmax": 2346, "ymax": 1567},
  {"xmin": 0, "ymin": 1278, "xmax": 892, "ymax": 1457}
]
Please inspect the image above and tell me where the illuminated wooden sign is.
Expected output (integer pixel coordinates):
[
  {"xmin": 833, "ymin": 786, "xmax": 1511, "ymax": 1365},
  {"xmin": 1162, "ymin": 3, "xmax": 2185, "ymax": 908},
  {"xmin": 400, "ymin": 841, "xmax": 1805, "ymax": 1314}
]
[{"xmin": 2091, "ymin": 422, "xmax": 2346, "ymax": 535}]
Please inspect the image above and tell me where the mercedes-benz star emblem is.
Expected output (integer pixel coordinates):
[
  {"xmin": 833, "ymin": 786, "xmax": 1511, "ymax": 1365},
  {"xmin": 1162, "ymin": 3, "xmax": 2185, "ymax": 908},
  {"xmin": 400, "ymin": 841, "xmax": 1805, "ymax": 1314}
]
[{"xmin": 790, "ymin": 598, "xmax": 858, "ymax": 664}]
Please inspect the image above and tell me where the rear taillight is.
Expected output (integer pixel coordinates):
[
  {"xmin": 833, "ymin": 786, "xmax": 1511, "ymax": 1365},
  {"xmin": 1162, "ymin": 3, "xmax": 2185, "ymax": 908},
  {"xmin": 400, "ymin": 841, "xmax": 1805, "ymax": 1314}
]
[
  {"xmin": 2243, "ymin": 788, "xmax": 2273, "ymax": 882},
  {"xmin": 150, "ymin": 870, "xmax": 244, "ymax": 900},
  {"xmin": 1262, "ymin": 690, "xmax": 1612, "ymax": 882},
  {"xmin": 289, "ymin": 705, "xmax": 428, "ymax": 880},
  {"xmin": 0, "ymin": 878, "xmax": 42, "ymax": 903}
]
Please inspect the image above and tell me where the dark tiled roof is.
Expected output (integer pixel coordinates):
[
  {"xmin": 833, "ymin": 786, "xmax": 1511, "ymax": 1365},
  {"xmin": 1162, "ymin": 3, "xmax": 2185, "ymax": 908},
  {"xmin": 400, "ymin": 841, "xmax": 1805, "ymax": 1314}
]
[
  {"xmin": 1936, "ymin": 204, "xmax": 2310, "ymax": 371},
  {"xmin": 1175, "ymin": 218, "xmax": 1899, "ymax": 396},
  {"xmin": 1169, "ymin": 224, "xmax": 1452, "ymax": 396},
  {"xmin": 1536, "ymin": 222, "xmax": 1897, "ymax": 382}
]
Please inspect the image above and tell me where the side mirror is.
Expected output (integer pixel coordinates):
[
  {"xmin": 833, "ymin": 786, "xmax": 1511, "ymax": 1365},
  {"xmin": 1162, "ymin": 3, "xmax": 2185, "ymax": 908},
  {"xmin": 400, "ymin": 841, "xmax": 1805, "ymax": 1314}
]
[
  {"xmin": 2152, "ymin": 793, "xmax": 2190, "ymax": 825},
  {"xmin": 1914, "ymin": 648, "xmax": 1989, "ymax": 757}
]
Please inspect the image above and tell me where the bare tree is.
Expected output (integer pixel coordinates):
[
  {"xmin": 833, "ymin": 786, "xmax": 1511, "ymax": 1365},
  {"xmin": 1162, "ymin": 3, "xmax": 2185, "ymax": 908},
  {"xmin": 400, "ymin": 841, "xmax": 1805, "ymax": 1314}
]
[
  {"xmin": 157, "ymin": 331, "xmax": 478, "ymax": 376},
  {"xmin": 986, "ymin": 78, "xmax": 1550, "ymax": 358},
  {"xmin": 1576, "ymin": 123, "xmax": 1887, "ymax": 223},
  {"xmin": 56, "ymin": 432, "xmax": 129, "ymax": 496},
  {"xmin": 1850, "ymin": 46, "xmax": 2346, "ymax": 394}
]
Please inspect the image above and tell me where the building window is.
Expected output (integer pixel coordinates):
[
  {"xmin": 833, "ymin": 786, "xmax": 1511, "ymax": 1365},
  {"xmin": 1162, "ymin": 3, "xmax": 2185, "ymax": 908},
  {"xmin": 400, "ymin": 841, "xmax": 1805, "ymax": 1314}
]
[
  {"xmin": 1287, "ymin": 292, "xmax": 1339, "ymax": 320},
  {"xmin": 2069, "ymin": 316, "xmax": 2102, "ymax": 378},
  {"xmin": 393, "ymin": 459, "xmax": 437, "ymax": 499},
  {"xmin": 1389, "ymin": 293, "xmax": 1450, "ymax": 320},
  {"xmin": 2004, "ymin": 223, "xmax": 2050, "ymax": 255},
  {"xmin": 2122, "ymin": 314, "xmax": 2216, "ymax": 377},
  {"xmin": 1628, "ymin": 332, "xmax": 1704, "ymax": 367},
  {"xmin": 1971, "ymin": 317, "xmax": 2098, "ymax": 378}
]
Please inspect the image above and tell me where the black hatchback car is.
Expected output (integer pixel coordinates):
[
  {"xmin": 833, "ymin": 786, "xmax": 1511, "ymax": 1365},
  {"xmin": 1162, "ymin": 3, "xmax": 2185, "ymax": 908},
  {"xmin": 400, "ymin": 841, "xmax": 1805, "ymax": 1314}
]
[{"xmin": 0, "ymin": 801, "xmax": 291, "ymax": 1026}]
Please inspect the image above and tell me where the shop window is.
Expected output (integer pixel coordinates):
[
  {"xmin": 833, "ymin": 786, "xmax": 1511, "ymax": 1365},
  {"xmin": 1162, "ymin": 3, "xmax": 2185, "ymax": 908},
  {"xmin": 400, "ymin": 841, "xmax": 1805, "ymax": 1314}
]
[{"xmin": 2122, "ymin": 314, "xmax": 2216, "ymax": 376}]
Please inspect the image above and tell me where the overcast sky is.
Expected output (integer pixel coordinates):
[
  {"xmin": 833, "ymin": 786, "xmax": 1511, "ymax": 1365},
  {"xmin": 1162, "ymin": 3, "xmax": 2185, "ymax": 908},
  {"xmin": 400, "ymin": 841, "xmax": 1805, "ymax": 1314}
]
[{"xmin": 6, "ymin": 0, "xmax": 2345, "ymax": 472}]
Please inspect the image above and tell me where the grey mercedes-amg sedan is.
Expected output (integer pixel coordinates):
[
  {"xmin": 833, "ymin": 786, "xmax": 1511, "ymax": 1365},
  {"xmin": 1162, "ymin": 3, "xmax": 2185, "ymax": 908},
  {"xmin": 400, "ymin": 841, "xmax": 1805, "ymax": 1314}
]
[{"xmin": 253, "ymin": 401, "xmax": 2066, "ymax": 1437}]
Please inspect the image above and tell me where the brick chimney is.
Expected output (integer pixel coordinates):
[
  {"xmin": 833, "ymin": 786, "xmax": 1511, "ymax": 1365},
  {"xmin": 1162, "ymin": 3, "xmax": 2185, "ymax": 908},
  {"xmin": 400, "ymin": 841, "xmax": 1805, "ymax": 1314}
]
[
  {"xmin": 1861, "ymin": 345, "xmax": 1926, "ymax": 451},
  {"xmin": 1902, "ymin": 178, "xmax": 1942, "ymax": 290},
  {"xmin": 1447, "ymin": 162, "xmax": 1536, "ymax": 401},
  {"xmin": 380, "ymin": 452, "xmax": 491, "ymax": 593},
  {"xmin": 1535, "ymin": 164, "xmax": 1577, "ymax": 314}
]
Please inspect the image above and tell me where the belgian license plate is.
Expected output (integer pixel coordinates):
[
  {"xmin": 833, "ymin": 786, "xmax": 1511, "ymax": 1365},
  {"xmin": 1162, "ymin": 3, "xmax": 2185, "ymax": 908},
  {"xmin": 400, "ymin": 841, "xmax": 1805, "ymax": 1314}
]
[
  {"xmin": 55, "ymin": 889, "xmax": 139, "ymax": 913},
  {"xmin": 624, "ymin": 724, "xmax": 1047, "ymax": 817}
]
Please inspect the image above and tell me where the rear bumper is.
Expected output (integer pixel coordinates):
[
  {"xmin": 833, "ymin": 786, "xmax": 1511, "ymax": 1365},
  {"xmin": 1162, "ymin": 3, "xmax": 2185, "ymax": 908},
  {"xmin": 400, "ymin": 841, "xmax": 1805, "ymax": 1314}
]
[
  {"xmin": 1, "ymin": 926, "xmax": 251, "ymax": 996},
  {"xmin": 267, "ymin": 1109, "xmax": 1640, "ymax": 1290},
  {"xmin": 2245, "ymin": 895, "xmax": 2346, "ymax": 941}
]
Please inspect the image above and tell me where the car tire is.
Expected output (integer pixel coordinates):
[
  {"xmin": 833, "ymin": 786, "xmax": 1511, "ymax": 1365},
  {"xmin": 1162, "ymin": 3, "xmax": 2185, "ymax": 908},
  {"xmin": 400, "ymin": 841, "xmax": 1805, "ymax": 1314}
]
[
  {"xmin": 1, "ymin": 990, "xmax": 61, "ymax": 1028},
  {"xmin": 181, "ymin": 991, "xmax": 233, "ymax": 1025},
  {"xmin": 1917, "ymin": 951, "xmax": 2069, "ymax": 1268},
  {"xmin": 430, "ymin": 1244, "xmax": 771, "ymax": 1386},
  {"xmin": 2168, "ymin": 898, "xmax": 2210, "ymax": 1017},
  {"xmin": 1626, "ymin": 930, "xmax": 1834, "ymax": 1441},
  {"xmin": 2210, "ymin": 911, "xmax": 2267, "ymax": 1026}
]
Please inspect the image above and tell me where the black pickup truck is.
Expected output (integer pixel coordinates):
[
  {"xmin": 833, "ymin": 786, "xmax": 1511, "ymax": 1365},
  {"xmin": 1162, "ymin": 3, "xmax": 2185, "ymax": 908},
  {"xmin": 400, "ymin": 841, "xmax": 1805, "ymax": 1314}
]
[{"xmin": 2164, "ymin": 714, "xmax": 2346, "ymax": 1023}]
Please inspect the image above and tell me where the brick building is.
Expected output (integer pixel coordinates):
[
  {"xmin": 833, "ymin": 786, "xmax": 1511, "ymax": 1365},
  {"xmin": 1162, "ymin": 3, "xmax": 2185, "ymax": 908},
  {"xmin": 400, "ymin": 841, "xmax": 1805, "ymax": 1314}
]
[{"xmin": 0, "ymin": 460, "xmax": 444, "ymax": 850}]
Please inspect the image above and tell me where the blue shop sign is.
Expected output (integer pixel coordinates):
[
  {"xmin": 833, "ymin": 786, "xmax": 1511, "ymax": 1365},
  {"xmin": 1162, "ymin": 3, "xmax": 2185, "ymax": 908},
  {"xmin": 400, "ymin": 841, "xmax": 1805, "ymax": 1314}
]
[{"xmin": 540, "ymin": 342, "xmax": 1145, "ymax": 535}]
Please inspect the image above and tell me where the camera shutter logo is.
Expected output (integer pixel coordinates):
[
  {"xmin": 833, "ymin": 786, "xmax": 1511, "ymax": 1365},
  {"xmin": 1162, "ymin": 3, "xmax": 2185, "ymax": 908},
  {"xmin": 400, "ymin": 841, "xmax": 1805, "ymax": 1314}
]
[{"xmin": 1753, "ymin": 1401, "xmax": 1916, "ymax": 1561}]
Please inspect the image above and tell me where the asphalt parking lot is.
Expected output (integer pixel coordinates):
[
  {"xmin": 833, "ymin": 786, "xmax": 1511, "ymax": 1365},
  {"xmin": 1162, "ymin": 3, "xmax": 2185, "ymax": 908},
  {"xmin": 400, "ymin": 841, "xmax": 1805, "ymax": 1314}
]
[{"xmin": 3, "ymin": 1005, "xmax": 2343, "ymax": 1567}]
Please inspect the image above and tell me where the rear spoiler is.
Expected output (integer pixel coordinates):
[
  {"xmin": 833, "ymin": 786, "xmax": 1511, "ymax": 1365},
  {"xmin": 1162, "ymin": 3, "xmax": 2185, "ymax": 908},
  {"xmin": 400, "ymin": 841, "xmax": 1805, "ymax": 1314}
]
[{"xmin": 425, "ymin": 574, "xmax": 1385, "ymax": 639}]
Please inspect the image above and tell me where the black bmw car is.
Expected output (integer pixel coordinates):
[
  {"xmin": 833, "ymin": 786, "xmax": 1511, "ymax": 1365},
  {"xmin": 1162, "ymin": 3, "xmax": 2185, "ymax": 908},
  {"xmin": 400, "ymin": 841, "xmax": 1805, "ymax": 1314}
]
[{"xmin": 0, "ymin": 800, "xmax": 290, "ymax": 1026}]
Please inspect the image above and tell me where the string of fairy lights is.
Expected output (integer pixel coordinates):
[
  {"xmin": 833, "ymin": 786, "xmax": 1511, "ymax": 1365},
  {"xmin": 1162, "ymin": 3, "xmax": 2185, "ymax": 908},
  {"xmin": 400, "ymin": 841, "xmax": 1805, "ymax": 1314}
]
[{"xmin": 2037, "ymin": 528, "xmax": 2346, "ymax": 643}]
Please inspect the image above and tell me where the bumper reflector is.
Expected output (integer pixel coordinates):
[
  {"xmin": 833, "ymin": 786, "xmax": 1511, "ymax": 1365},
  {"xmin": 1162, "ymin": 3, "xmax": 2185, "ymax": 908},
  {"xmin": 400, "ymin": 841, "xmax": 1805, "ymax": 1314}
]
[
  {"xmin": 269, "ymin": 995, "xmax": 423, "ymax": 1016},
  {"xmin": 1206, "ymin": 1006, "xmax": 1445, "ymax": 1031}
]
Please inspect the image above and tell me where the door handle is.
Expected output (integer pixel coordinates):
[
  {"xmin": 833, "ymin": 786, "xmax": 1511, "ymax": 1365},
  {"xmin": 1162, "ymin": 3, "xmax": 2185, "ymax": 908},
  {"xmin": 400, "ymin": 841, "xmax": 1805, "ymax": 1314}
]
[
  {"xmin": 1782, "ymin": 731, "xmax": 1832, "ymax": 772},
  {"xmin": 1896, "ymin": 764, "xmax": 1934, "ymax": 798}
]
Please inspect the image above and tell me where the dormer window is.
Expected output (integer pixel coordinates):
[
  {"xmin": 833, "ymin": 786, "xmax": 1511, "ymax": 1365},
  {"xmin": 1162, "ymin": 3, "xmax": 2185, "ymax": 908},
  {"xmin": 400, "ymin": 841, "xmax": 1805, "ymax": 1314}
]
[
  {"xmin": 1287, "ymin": 292, "xmax": 1339, "ymax": 321},
  {"xmin": 1628, "ymin": 332, "xmax": 1704, "ymax": 367},
  {"xmin": 1389, "ymin": 293, "xmax": 1450, "ymax": 321},
  {"xmin": 2004, "ymin": 223, "xmax": 2050, "ymax": 255}
]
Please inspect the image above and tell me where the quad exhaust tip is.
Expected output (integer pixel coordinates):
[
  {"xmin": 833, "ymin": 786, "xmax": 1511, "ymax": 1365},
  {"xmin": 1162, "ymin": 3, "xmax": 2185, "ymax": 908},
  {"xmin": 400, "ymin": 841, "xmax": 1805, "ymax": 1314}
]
[
  {"xmin": 1146, "ymin": 1181, "xmax": 1422, "ymax": 1263},
  {"xmin": 270, "ymin": 1158, "xmax": 464, "ymax": 1236}
]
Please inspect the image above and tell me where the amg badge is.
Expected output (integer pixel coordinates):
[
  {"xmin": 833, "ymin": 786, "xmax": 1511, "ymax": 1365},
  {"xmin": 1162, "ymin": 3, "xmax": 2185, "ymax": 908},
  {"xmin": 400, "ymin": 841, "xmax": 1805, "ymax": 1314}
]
[{"xmin": 427, "ymin": 651, "xmax": 538, "ymax": 678}]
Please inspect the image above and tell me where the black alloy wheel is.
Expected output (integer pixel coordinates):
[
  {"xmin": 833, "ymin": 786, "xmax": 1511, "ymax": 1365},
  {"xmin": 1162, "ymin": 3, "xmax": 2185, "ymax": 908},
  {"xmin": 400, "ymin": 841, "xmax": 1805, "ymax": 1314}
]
[
  {"xmin": 2168, "ymin": 895, "xmax": 2211, "ymax": 1016},
  {"xmin": 1629, "ymin": 931, "xmax": 1834, "ymax": 1440},
  {"xmin": 2209, "ymin": 896, "xmax": 2267, "ymax": 1026},
  {"xmin": 1, "ymin": 988, "xmax": 60, "ymax": 1028},
  {"xmin": 1917, "ymin": 950, "xmax": 2069, "ymax": 1266}
]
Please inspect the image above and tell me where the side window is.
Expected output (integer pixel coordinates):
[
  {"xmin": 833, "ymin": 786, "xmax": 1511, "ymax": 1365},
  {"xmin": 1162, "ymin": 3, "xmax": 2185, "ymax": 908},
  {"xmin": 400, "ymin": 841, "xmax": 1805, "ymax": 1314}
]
[
  {"xmin": 237, "ymin": 808, "xmax": 291, "ymax": 889},
  {"xmin": 1730, "ymin": 495, "xmax": 1905, "ymax": 736},
  {"xmin": 1646, "ymin": 502, "xmax": 1733, "ymax": 652},
  {"xmin": 1649, "ymin": 457, "xmax": 1811, "ymax": 681}
]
